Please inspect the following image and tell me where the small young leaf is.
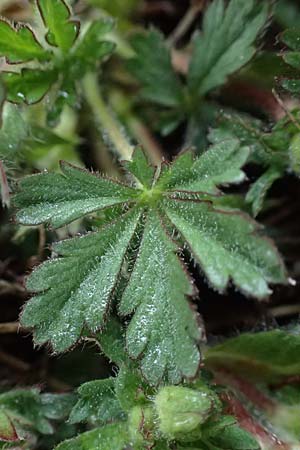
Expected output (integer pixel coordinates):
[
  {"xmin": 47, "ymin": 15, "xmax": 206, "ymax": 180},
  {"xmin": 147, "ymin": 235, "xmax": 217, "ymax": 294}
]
[
  {"xmin": 69, "ymin": 379, "xmax": 124, "ymax": 425},
  {"xmin": 127, "ymin": 29, "xmax": 184, "ymax": 108},
  {"xmin": 281, "ymin": 28, "xmax": 300, "ymax": 51},
  {"xmin": 37, "ymin": 0, "xmax": 80, "ymax": 52},
  {"xmin": 115, "ymin": 366, "xmax": 148, "ymax": 412},
  {"xmin": 206, "ymin": 330, "xmax": 300, "ymax": 383},
  {"xmin": 188, "ymin": 0, "xmax": 268, "ymax": 96},
  {"xmin": 3, "ymin": 69, "xmax": 57, "ymax": 105},
  {"xmin": 165, "ymin": 199, "xmax": 286, "ymax": 298},
  {"xmin": 208, "ymin": 424, "xmax": 260, "ymax": 450},
  {"xmin": 0, "ymin": 20, "xmax": 49, "ymax": 63},
  {"xmin": 119, "ymin": 212, "xmax": 202, "ymax": 385},
  {"xmin": 21, "ymin": 209, "xmax": 141, "ymax": 352},
  {"xmin": 41, "ymin": 394, "xmax": 76, "ymax": 421},
  {"xmin": 246, "ymin": 167, "xmax": 282, "ymax": 216},
  {"xmin": 13, "ymin": 161, "xmax": 137, "ymax": 228},
  {"xmin": 123, "ymin": 146, "xmax": 155, "ymax": 189},
  {"xmin": 157, "ymin": 139, "xmax": 249, "ymax": 195},
  {"xmin": 73, "ymin": 20, "xmax": 115, "ymax": 73},
  {"xmin": 55, "ymin": 422, "xmax": 129, "ymax": 450}
]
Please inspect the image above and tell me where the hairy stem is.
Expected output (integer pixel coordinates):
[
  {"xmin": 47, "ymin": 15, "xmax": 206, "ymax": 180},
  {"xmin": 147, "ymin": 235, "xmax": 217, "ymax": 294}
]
[{"xmin": 82, "ymin": 73, "xmax": 134, "ymax": 161}]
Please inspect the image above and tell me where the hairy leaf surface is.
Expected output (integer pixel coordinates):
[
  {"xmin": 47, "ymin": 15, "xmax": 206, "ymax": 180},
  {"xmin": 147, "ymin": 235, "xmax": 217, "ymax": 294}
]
[
  {"xmin": 21, "ymin": 209, "xmax": 141, "ymax": 351},
  {"xmin": 119, "ymin": 212, "xmax": 201, "ymax": 385},
  {"xmin": 14, "ymin": 161, "xmax": 137, "ymax": 228},
  {"xmin": 157, "ymin": 139, "xmax": 249, "ymax": 194},
  {"xmin": 165, "ymin": 199, "xmax": 286, "ymax": 298},
  {"xmin": 69, "ymin": 379, "xmax": 124, "ymax": 425},
  {"xmin": 16, "ymin": 144, "xmax": 286, "ymax": 384},
  {"xmin": 55, "ymin": 422, "xmax": 129, "ymax": 450}
]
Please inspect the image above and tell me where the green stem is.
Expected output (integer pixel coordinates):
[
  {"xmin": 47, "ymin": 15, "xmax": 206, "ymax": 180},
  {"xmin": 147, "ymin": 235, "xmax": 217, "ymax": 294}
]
[{"xmin": 82, "ymin": 73, "xmax": 134, "ymax": 161}]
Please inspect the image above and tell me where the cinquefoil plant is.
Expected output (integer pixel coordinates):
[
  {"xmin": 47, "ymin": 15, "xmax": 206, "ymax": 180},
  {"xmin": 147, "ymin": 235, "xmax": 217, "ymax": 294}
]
[{"xmin": 0, "ymin": 1, "xmax": 299, "ymax": 449}]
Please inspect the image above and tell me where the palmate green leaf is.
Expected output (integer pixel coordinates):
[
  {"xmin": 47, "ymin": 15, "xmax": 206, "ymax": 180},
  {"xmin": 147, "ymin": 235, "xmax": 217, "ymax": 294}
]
[
  {"xmin": 37, "ymin": 0, "xmax": 80, "ymax": 52},
  {"xmin": 55, "ymin": 422, "xmax": 129, "ymax": 450},
  {"xmin": 188, "ymin": 0, "xmax": 268, "ymax": 97},
  {"xmin": 21, "ymin": 208, "xmax": 141, "ymax": 352},
  {"xmin": 0, "ymin": 20, "xmax": 50, "ymax": 63},
  {"xmin": 15, "ymin": 143, "xmax": 286, "ymax": 384},
  {"xmin": 3, "ymin": 69, "xmax": 58, "ymax": 105},
  {"xmin": 119, "ymin": 212, "xmax": 201, "ymax": 385},
  {"xmin": 13, "ymin": 161, "xmax": 137, "ymax": 228},
  {"xmin": 205, "ymin": 330, "xmax": 300, "ymax": 383},
  {"xmin": 127, "ymin": 29, "xmax": 185, "ymax": 108},
  {"xmin": 69, "ymin": 378, "xmax": 124, "ymax": 425}
]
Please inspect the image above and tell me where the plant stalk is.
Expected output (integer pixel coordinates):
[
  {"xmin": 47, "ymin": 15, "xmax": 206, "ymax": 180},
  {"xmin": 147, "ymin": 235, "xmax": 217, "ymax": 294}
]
[{"xmin": 82, "ymin": 73, "xmax": 134, "ymax": 161}]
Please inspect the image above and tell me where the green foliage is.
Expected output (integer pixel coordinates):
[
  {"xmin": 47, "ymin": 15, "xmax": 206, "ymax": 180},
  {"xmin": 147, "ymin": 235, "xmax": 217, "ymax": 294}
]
[
  {"xmin": 128, "ymin": 0, "xmax": 267, "ymax": 143},
  {"xmin": 280, "ymin": 27, "xmax": 300, "ymax": 93},
  {"xmin": 127, "ymin": 30, "xmax": 184, "ymax": 108},
  {"xmin": 69, "ymin": 379, "xmax": 124, "ymax": 425},
  {"xmin": 14, "ymin": 161, "xmax": 137, "ymax": 228},
  {"xmin": 0, "ymin": 20, "xmax": 50, "ymax": 63},
  {"xmin": 205, "ymin": 423, "xmax": 260, "ymax": 450},
  {"xmin": 0, "ymin": 389, "xmax": 75, "ymax": 444},
  {"xmin": 0, "ymin": 0, "xmax": 114, "ymax": 124},
  {"xmin": 14, "ymin": 143, "xmax": 286, "ymax": 386},
  {"xmin": 53, "ymin": 380, "xmax": 260, "ymax": 449},
  {"xmin": 55, "ymin": 422, "xmax": 129, "ymax": 450},
  {"xmin": 206, "ymin": 330, "xmax": 300, "ymax": 383},
  {"xmin": 187, "ymin": 0, "xmax": 268, "ymax": 97},
  {"xmin": 1, "ymin": 1, "xmax": 299, "ymax": 449},
  {"xmin": 211, "ymin": 110, "xmax": 300, "ymax": 215},
  {"xmin": 37, "ymin": 0, "xmax": 80, "ymax": 52}
]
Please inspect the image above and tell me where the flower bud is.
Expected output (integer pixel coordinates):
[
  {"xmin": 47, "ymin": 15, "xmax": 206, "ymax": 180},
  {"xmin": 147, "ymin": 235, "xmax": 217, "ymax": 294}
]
[{"xmin": 154, "ymin": 386, "xmax": 215, "ymax": 440}]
